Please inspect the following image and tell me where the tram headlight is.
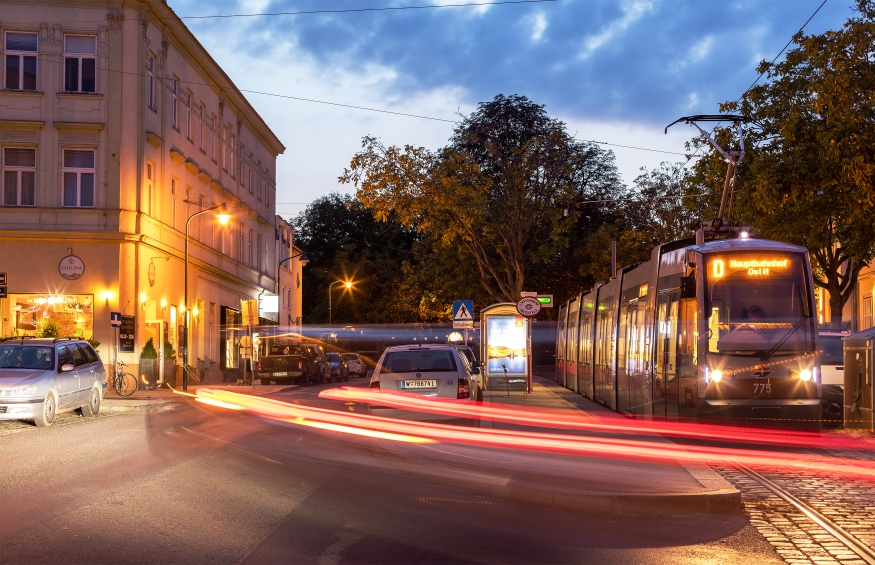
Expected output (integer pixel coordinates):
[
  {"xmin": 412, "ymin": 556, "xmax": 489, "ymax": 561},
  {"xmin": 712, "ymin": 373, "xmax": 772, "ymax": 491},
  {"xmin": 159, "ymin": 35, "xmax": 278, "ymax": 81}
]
[
  {"xmin": 710, "ymin": 369, "xmax": 723, "ymax": 383},
  {"xmin": 799, "ymin": 368, "xmax": 813, "ymax": 382}
]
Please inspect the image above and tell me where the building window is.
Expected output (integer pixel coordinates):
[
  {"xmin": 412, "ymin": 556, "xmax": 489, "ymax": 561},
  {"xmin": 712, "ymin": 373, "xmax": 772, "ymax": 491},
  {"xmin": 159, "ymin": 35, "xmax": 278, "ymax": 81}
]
[
  {"xmin": 238, "ymin": 143, "xmax": 244, "ymax": 185},
  {"xmin": 207, "ymin": 115, "xmax": 216, "ymax": 162},
  {"xmin": 2, "ymin": 148, "xmax": 36, "ymax": 206},
  {"xmin": 64, "ymin": 35, "xmax": 97, "ymax": 93},
  {"xmin": 145, "ymin": 53, "xmax": 156, "ymax": 111},
  {"xmin": 185, "ymin": 91, "xmax": 193, "ymax": 141},
  {"xmin": 229, "ymin": 134, "xmax": 236, "ymax": 178},
  {"xmin": 171, "ymin": 178, "xmax": 178, "ymax": 229},
  {"xmin": 170, "ymin": 79, "xmax": 178, "ymax": 129},
  {"xmin": 257, "ymin": 233, "xmax": 262, "ymax": 273},
  {"xmin": 209, "ymin": 302, "xmax": 217, "ymax": 361},
  {"xmin": 146, "ymin": 161, "xmax": 154, "ymax": 216},
  {"xmin": 62, "ymin": 150, "xmax": 95, "ymax": 207},
  {"xmin": 256, "ymin": 172, "xmax": 263, "ymax": 202},
  {"xmin": 238, "ymin": 222, "xmax": 244, "ymax": 262},
  {"xmin": 248, "ymin": 155, "xmax": 254, "ymax": 194},
  {"xmin": 222, "ymin": 126, "xmax": 229, "ymax": 172},
  {"xmin": 248, "ymin": 229, "xmax": 253, "ymax": 269},
  {"xmin": 4, "ymin": 32, "xmax": 38, "ymax": 91},
  {"xmin": 196, "ymin": 104, "xmax": 205, "ymax": 152}
]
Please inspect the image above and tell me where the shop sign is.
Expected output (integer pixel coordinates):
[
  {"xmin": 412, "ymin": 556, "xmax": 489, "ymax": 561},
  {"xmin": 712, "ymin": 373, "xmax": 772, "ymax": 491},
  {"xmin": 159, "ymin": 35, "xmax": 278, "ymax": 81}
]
[
  {"xmin": 59, "ymin": 256, "xmax": 85, "ymax": 280},
  {"xmin": 119, "ymin": 315, "xmax": 136, "ymax": 352}
]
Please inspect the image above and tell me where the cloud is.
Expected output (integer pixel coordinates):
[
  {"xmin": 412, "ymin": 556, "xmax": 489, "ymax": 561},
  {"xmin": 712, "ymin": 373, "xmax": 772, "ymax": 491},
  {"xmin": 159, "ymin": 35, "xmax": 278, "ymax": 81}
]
[
  {"xmin": 530, "ymin": 12, "xmax": 547, "ymax": 42},
  {"xmin": 578, "ymin": 0, "xmax": 654, "ymax": 59}
]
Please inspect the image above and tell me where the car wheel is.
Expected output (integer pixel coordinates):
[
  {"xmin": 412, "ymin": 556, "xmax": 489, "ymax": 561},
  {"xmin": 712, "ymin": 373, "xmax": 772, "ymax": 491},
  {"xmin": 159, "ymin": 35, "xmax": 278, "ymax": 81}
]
[
  {"xmin": 81, "ymin": 387, "xmax": 101, "ymax": 417},
  {"xmin": 34, "ymin": 392, "xmax": 56, "ymax": 427},
  {"xmin": 342, "ymin": 369, "xmax": 350, "ymax": 382}
]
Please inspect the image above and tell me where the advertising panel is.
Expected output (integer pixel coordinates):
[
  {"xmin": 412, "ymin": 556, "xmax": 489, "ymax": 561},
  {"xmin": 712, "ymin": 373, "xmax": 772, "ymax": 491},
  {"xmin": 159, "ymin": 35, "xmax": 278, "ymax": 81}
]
[{"xmin": 486, "ymin": 315, "xmax": 528, "ymax": 375}]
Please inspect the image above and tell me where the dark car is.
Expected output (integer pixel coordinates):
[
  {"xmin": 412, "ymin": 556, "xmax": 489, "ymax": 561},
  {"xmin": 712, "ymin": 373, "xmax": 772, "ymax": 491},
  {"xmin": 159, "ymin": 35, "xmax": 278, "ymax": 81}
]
[{"xmin": 326, "ymin": 352, "xmax": 350, "ymax": 382}]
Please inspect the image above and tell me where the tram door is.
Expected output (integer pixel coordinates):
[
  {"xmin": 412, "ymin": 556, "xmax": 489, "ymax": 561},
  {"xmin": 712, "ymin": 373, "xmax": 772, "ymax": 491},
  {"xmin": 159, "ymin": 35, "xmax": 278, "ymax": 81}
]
[{"xmin": 654, "ymin": 290, "xmax": 680, "ymax": 419}]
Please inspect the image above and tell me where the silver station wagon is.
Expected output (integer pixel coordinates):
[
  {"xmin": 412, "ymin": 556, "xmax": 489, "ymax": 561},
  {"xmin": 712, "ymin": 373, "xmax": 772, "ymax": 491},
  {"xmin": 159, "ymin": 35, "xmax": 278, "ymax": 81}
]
[
  {"xmin": 0, "ymin": 338, "xmax": 107, "ymax": 427},
  {"xmin": 368, "ymin": 344, "xmax": 481, "ymax": 420}
]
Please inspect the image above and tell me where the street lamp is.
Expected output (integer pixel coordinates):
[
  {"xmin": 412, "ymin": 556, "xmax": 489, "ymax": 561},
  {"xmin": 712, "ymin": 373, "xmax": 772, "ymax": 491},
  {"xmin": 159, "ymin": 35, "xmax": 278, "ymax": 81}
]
[
  {"xmin": 327, "ymin": 279, "xmax": 353, "ymax": 335},
  {"xmin": 183, "ymin": 201, "xmax": 230, "ymax": 391}
]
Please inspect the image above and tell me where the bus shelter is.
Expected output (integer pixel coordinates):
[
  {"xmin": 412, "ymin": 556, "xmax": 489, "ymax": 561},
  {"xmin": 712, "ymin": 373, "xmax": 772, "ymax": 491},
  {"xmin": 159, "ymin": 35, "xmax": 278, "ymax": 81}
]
[{"xmin": 480, "ymin": 303, "xmax": 531, "ymax": 393}]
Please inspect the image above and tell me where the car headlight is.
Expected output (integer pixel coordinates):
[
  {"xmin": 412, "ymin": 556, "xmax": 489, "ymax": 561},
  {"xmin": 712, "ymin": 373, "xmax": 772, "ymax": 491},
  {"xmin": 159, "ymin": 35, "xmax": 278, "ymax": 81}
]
[
  {"xmin": 799, "ymin": 368, "xmax": 813, "ymax": 381},
  {"xmin": 0, "ymin": 386, "xmax": 38, "ymax": 397},
  {"xmin": 710, "ymin": 369, "xmax": 723, "ymax": 383}
]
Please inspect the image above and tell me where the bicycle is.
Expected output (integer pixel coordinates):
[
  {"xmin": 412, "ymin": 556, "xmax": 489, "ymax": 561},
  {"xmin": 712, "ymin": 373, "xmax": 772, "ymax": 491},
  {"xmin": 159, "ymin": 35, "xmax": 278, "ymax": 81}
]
[{"xmin": 113, "ymin": 359, "xmax": 138, "ymax": 396}]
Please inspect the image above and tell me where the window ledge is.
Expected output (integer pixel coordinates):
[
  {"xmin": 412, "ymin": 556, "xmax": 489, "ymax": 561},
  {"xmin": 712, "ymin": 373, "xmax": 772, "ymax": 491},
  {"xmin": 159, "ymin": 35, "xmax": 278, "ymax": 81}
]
[
  {"xmin": 0, "ymin": 90, "xmax": 44, "ymax": 97},
  {"xmin": 56, "ymin": 92, "xmax": 103, "ymax": 99}
]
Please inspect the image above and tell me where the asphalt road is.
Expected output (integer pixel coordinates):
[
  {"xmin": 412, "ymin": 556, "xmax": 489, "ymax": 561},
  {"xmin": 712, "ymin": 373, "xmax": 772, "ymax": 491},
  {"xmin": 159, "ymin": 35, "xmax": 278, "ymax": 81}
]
[{"xmin": 0, "ymin": 380, "xmax": 783, "ymax": 565}]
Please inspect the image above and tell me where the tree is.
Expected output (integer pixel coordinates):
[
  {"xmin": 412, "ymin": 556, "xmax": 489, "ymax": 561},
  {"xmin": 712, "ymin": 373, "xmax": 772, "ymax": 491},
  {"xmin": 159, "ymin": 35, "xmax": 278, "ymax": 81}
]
[
  {"xmin": 341, "ymin": 94, "xmax": 624, "ymax": 303},
  {"xmin": 690, "ymin": 1, "xmax": 875, "ymax": 321},
  {"xmin": 291, "ymin": 193, "xmax": 419, "ymax": 324}
]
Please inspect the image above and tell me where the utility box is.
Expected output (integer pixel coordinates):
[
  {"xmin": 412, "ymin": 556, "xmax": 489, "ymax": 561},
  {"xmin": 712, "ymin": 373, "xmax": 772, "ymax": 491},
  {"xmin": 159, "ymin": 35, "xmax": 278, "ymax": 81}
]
[
  {"xmin": 480, "ymin": 303, "xmax": 530, "ymax": 392},
  {"xmin": 843, "ymin": 327, "xmax": 875, "ymax": 432}
]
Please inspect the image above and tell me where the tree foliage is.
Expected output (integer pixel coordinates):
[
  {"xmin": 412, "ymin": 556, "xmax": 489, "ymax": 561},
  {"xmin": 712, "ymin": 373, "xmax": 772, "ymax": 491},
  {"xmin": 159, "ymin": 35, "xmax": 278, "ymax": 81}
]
[
  {"xmin": 689, "ymin": 1, "xmax": 875, "ymax": 320},
  {"xmin": 340, "ymin": 94, "xmax": 624, "ymax": 303}
]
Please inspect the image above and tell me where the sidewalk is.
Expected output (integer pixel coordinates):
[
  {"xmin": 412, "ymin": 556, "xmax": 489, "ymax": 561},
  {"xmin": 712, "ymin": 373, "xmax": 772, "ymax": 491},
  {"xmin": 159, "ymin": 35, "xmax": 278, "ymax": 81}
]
[
  {"xmin": 458, "ymin": 374, "xmax": 741, "ymax": 515},
  {"xmin": 101, "ymin": 381, "xmax": 294, "ymax": 412}
]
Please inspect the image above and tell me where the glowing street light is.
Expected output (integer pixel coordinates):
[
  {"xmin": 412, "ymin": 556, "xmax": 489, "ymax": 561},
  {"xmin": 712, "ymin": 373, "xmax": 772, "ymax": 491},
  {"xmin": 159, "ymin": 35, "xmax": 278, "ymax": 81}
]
[
  {"xmin": 328, "ymin": 280, "xmax": 354, "ymax": 335},
  {"xmin": 183, "ymin": 201, "xmax": 232, "ymax": 391}
]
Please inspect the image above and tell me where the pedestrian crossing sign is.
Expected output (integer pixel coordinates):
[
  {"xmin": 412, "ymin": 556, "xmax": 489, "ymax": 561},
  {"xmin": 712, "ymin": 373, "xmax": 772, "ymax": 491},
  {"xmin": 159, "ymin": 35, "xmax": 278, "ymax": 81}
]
[{"xmin": 453, "ymin": 300, "xmax": 473, "ymax": 321}]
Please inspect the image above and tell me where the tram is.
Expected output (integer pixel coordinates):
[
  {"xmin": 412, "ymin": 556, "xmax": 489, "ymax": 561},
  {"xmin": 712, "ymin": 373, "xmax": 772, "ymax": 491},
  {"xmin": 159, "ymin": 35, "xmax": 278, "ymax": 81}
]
[{"xmin": 556, "ymin": 116, "xmax": 822, "ymax": 429}]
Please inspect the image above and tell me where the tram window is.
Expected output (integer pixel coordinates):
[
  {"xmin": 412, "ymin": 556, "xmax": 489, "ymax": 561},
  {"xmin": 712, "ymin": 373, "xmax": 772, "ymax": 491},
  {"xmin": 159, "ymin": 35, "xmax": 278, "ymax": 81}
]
[
  {"xmin": 706, "ymin": 253, "xmax": 813, "ymax": 354},
  {"xmin": 656, "ymin": 294, "xmax": 680, "ymax": 382},
  {"xmin": 678, "ymin": 299, "xmax": 697, "ymax": 378}
]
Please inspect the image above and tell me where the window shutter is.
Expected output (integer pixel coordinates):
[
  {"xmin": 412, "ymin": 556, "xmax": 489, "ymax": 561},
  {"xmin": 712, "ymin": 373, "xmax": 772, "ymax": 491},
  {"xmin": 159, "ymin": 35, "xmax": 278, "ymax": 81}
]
[
  {"xmin": 6, "ymin": 32, "xmax": 38, "ymax": 52},
  {"xmin": 64, "ymin": 35, "xmax": 97, "ymax": 55}
]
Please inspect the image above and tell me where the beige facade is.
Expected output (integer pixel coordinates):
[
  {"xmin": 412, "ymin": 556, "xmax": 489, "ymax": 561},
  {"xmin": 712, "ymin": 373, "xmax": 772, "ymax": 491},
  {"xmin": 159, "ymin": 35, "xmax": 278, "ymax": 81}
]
[
  {"xmin": 815, "ymin": 262, "xmax": 875, "ymax": 333},
  {"xmin": 275, "ymin": 216, "xmax": 305, "ymax": 333},
  {"xmin": 0, "ymin": 0, "xmax": 285, "ymax": 383}
]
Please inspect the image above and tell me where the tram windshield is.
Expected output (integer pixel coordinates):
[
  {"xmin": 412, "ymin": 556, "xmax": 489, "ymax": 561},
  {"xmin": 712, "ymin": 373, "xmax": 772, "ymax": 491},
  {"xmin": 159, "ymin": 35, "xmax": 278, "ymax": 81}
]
[{"xmin": 705, "ymin": 253, "xmax": 815, "ymax": 357}]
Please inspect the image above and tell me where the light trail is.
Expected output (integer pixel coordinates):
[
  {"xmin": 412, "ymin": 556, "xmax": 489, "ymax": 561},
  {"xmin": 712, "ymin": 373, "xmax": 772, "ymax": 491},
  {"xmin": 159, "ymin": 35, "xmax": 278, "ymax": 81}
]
[
  {"xmin": 191, "ymin": 389, "xmax": 875, "ymax": 483},
  {"xmin": 318, "ymin": 387, "xmax": 871, "ymax": 451}
]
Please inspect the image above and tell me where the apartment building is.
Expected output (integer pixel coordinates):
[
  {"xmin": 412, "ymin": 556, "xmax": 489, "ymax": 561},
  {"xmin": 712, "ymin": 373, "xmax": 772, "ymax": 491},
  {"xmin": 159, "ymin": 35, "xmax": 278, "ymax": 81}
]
[
  {"xmin": 0, "ymin": 0, "xmax": 285, "ymax": 383},
  {"xmin": 275, "ymin": 216, "xmax": 305, "ymax": 332}
]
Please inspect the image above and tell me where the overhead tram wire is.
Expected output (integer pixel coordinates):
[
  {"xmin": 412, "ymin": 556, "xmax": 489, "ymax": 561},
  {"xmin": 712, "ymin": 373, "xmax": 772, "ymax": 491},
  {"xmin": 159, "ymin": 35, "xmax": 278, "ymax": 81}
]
[{"xmin": 9, "ymin": 0, "xmax": 557, "ymax": 25}]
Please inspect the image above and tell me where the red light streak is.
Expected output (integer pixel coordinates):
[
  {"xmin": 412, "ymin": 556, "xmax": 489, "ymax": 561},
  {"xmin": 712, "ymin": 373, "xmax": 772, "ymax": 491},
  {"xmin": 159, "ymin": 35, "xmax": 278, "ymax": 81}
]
[{"xmin": 192, "ymin": 388, "xmax": 875, "ymax": 483}]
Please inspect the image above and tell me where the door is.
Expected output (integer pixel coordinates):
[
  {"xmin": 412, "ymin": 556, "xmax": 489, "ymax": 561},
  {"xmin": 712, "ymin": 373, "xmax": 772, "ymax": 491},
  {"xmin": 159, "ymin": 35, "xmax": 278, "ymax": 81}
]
[
  {"xmin": 654, "ymin": 290, "xmax": 680, "ymax": 419},
  {"xmin": 67, "ymin": 343, "xmax": 94, "ymax": 404},
  {"xmin": 55, "ymin": 345, "xmax": 80, "ymax": 408}
]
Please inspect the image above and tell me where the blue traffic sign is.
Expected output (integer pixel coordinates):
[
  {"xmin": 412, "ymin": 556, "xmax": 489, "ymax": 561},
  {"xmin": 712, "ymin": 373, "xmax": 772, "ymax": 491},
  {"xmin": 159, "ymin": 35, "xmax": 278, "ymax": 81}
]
[
  {"xmin": 110, "ymin": 311, "xmax": 122, "ymax": 327},
  {"xmin": 452, "ymin": 300, "xmax": 473, "ymax": 321}
]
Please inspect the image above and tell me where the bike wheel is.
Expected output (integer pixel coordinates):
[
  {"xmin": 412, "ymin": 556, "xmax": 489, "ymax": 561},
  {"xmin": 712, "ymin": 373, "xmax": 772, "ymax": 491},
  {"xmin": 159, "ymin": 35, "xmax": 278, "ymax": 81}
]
[{"xmin": 117, "ymin": 373, "xmax": 138, "ymax": 396}]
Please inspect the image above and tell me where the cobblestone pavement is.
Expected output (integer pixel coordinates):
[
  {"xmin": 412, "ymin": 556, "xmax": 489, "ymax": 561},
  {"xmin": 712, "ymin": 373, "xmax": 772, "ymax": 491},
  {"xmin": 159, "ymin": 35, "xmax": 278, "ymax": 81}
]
[
  {"xmin": 713, "ymin": 445, "xmax": 875, "ymax": 565},
  {"xmin": 0, "ymin": 410, "xmax": 117, "ymax": 435}
]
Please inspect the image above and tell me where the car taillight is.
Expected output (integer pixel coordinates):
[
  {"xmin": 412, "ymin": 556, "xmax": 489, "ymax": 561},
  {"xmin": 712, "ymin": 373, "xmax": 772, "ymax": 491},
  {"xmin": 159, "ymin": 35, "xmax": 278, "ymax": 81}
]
[
  {"xmin": 457, "ymin": 378, "xmax": 469, "ymax": 399},
  {"xmin": 370, "ymin": 380, "xmax": 380, "ymax": 390},
  {"xmin": 257, "ymin": 360, "xmax": 262, "ymax": 371}
]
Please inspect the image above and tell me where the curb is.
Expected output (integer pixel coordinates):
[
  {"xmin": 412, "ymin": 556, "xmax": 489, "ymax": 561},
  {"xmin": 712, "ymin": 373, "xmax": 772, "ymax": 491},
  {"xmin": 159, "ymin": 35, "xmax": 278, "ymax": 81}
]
[{"xmin": 102, "ymin": 399, "xmax": 173, "ymax": 413}]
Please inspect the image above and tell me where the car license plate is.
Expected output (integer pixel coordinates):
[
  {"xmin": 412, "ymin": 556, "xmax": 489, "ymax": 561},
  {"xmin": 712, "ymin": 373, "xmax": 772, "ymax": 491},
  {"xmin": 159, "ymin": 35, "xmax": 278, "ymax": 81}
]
[
  {"xmin": 402, "ymin": 380, "xmax": 436, "ymax": 389},
  {"xmin": 273, "ymin": 372, "xmax": 288, "ymax": 377}
]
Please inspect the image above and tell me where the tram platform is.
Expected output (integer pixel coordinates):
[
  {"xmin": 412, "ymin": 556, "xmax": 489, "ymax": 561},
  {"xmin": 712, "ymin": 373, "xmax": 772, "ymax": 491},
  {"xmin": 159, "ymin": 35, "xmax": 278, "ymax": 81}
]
[{"xmin": 471, "ymin": 375, "xmax": 741, "ymax": 516}]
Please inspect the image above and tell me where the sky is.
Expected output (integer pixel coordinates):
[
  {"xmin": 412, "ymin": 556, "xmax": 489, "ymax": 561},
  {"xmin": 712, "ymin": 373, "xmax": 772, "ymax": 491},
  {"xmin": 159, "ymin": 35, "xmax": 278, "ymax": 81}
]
[{"xmin": 168, "ymin": 0, "xmax": 856, "ymax": 220}]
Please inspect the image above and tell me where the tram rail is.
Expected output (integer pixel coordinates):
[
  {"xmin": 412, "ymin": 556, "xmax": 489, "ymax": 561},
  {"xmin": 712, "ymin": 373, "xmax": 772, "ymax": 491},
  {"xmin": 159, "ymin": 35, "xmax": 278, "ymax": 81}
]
[{"xmin": 732, "ymin": 461, "xmax": 875, "ymax": 565}]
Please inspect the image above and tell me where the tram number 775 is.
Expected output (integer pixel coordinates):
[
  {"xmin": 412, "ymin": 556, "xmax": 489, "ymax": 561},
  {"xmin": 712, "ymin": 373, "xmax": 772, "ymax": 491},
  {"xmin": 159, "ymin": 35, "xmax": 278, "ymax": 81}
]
[{"xmin": 753, "ymin": 382, "xmax": 772, "ymax": 394}]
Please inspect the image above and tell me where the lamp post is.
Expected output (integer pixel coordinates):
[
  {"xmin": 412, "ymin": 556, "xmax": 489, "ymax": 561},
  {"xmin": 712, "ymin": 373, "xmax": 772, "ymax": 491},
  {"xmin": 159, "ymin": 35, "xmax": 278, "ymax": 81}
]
[
  {"xmin": 327, "ymin": 280, "xmax": 352, "ymax": 336},
  {"xmin": 183, "ymin": 201, "xmax": 230, "ymax": 391}
]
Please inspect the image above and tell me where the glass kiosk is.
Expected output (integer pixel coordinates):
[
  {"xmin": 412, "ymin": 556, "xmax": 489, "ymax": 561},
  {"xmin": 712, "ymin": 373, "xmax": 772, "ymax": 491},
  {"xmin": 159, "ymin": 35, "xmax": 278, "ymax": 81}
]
[{"xmin": 480, "ymin": 303, "xmax": 531, "ymax": 393}]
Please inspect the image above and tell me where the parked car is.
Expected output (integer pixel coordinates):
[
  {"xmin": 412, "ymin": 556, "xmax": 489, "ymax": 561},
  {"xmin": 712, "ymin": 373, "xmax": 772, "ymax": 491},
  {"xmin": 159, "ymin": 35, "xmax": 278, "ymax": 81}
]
[
  {"xmin": 326, "ymin": 352, "xmax": 350, "ymax": 382},
  {"xmin": 258, "ymin": 342, "xmax": 327, "ymax": 385},
  {"xmin": 0, "ymin": 338, "xmax": 107, "ymax": 427},
  {"xmin": 341, "ymin": 353, "xmax": 367, "ymax": 378},
  {"xmin": 301, "ymin": 344, "xmax": 331, "ymax": 385},
  {"xmin": 368, "ymin": 345, "xmax": 480, "ymax": 420}
]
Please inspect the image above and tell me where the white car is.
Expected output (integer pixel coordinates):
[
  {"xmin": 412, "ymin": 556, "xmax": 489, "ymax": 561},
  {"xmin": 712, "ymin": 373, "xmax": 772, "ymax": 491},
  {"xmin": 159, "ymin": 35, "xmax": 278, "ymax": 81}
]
[
  {"xmin": 341, "ymin": 353, "xmax": 367, "ymax": 378},
  {"xmin": 368, "ymin": 345, "xmax": 481, "ymax": 420},
  {"xmin": 819, "ymin": 332, "xmax": 848, "ymax": 387}
]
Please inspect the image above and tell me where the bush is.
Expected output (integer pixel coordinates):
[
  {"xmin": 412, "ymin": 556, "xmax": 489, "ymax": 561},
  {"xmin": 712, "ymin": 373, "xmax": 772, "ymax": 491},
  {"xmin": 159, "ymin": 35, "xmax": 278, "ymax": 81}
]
[
  {"xmin": 140, "ymin": 337, "xmax": 159, "ymax": 359},
  {"xmin": 86, "ymin": 337, "xmax": 101, "ymax": 349},
  {"xmin": 35, "ymin": 319, "xmax": 60, "ymax": 338},
  {"xmin": 163, "ymin": 341, "xmax": 177, "ymax": 360}
]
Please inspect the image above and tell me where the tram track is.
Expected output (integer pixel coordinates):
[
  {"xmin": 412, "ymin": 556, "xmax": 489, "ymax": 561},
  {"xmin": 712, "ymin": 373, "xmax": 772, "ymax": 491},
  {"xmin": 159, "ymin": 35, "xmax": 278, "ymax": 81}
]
[{"xmin": 732, "ymin": 460, "xmax": 875, "ymax": 565}]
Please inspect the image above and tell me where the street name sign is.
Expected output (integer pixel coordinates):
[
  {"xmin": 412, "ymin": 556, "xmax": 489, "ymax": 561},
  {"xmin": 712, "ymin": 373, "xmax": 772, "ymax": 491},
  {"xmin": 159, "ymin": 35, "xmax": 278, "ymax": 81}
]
[
  {"xmin": 520, "ymin": 291, "xmax": 537, "ymax": 298},
  {"xmin": 0, "ymin": 272, "xmax": 6, "ymax": 285},
  {"xmin": 0, "ymin": 287, "xmax": 6, "ymax": 299},
  {"xmin": 516, "ymin": 297, "xmax": 542, "ymax": 318}
]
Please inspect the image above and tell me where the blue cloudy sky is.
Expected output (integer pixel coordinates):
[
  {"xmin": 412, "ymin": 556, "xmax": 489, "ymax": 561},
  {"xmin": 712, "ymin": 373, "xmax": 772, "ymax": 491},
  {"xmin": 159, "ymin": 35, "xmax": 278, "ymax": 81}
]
[{"xmin": 168, "ymin": 0, "xmax": 855, "ymax": 218}]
